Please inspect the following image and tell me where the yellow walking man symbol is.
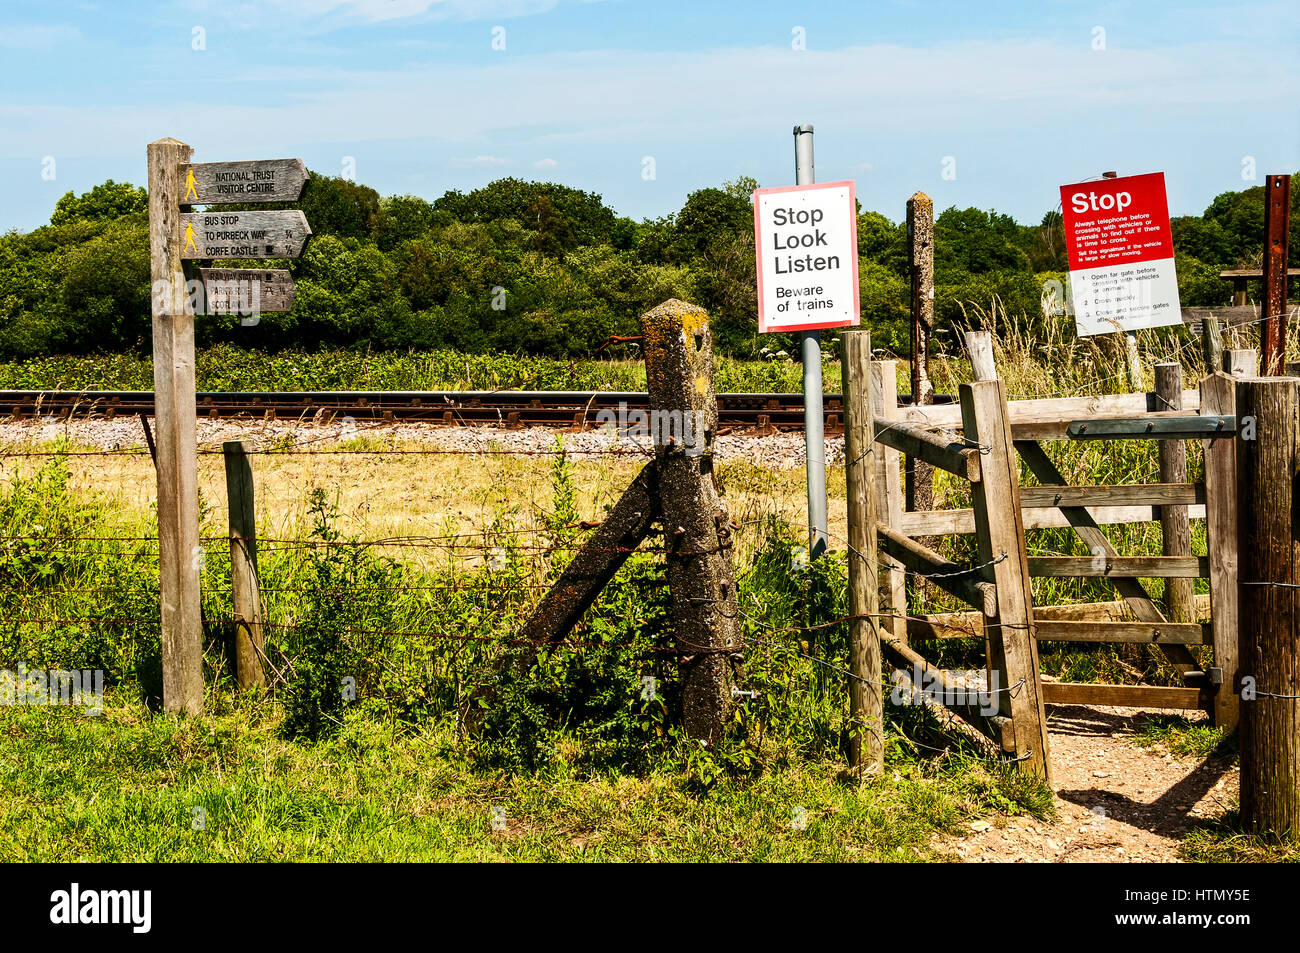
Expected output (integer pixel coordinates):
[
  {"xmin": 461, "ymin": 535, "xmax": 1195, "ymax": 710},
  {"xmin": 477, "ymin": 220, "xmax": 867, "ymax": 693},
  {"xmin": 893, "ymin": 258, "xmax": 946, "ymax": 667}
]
[
  {"xmin": 183, "ymin": 221, "xmax": 197, "ymax": 255},
  {"xmin": 184, "ymin": 168, "xmax": 198, "ymax": 202}
]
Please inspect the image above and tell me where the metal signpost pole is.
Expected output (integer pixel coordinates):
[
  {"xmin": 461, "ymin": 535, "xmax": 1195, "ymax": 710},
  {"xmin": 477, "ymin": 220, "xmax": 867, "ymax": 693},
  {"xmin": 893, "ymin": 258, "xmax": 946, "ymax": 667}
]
[{"xmin": 794, "ymin": 123, "xmax": 828, "ymax": 559}]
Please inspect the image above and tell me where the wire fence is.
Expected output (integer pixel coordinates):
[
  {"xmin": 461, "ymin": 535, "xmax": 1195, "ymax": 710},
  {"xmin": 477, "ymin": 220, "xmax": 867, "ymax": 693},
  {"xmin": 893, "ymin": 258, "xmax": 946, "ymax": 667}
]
[{"xmin": 4, "ymin": 323, "xmax": 1273, "ymax": 757}]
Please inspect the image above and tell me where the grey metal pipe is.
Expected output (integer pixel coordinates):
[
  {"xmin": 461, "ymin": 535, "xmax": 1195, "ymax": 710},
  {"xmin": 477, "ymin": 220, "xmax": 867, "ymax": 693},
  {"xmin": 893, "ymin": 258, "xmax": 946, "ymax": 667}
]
[{"xmin": 794, "ymin": 123, "xmax": 828, "ymax": 559}]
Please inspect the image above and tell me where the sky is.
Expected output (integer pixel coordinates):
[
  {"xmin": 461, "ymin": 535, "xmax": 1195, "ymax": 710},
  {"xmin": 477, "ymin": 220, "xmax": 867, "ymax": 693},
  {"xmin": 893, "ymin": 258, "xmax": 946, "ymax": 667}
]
[{"xmin": 1, "ymin": 0, "xmax": 1298, "ymax": 232}]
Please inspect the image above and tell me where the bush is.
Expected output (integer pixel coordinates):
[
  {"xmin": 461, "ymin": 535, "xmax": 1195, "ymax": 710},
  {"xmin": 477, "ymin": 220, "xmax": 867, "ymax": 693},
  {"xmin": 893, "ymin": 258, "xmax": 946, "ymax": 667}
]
[{"xmin": 279, "ymin": 489, "xmax": 398, "ymax": 740}]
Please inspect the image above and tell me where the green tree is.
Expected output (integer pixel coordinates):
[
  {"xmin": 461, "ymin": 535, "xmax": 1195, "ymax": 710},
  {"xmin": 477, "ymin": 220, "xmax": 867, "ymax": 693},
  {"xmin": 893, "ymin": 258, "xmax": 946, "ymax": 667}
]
[
  {"xmin": 299, "ymin": 173, "xmax": 381, "ymax": 240},
  {"xmin": 723, "ymin": 175, "xmax": 759, "ymax": 201},
  {"xmin": 373, "ymin": 195, "xmax": 437, "ymax": 252},
  {"xmin": 935, "ymin": 207, "xmax": 1031, "ymax": 276},
  {"xmin": 59, "ymin": 221, "xmax": 151, "ymax": 350},
  {"xmin": 673, "ymin": 186, "xmax": 751, "ymax": 259},
  {"xmin": 527, "ymin": 194, "xmax": 575, "ymax": 258},
  {"xmin": 50, "ymin": 181, "xmax": 147, "ymax": 226},
  {"xmin": 434, "ymin": 178, "xmax": 616, "ymax": 249},
  {"xmin": 857, "ymin": 211, "xmax": 906, "ymax": 271}
]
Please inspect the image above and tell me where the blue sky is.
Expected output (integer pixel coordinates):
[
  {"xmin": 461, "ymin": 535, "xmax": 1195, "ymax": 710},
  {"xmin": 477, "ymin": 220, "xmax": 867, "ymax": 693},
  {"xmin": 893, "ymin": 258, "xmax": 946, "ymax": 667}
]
[{"xmin": 1, "ymin": 0, "xmax": 1297, "ymax": 232}]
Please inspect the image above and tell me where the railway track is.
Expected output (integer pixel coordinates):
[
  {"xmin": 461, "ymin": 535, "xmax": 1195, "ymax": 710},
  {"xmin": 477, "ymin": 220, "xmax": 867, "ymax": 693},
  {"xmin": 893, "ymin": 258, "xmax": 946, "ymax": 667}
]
[{"xmin": 0, "ymin": 389, "xmax": 945, "ymax": 432}]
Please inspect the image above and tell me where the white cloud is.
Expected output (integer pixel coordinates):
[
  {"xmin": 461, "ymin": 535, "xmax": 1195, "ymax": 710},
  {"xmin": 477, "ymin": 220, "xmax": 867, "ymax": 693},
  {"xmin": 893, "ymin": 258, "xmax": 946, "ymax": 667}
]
[
  {"xmin": 2, "ymin": 38, "xmax": 1293, "ymax": 163},
  {"xmin": 452, "ymin": 155, "xmax": 512, "ymax": 167},
  {"xmin": 533, "ymin": 158, "xmax": 558, "ymax": 169},
  {"xmin": 223, "ymin": 0, "xmax": 571, "ymax": 25}
]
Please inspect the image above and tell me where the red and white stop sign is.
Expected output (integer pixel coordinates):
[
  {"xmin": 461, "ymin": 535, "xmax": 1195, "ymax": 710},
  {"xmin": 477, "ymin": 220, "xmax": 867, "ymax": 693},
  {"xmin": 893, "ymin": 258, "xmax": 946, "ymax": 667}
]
[{"xmin": 1059, "ymin": 172, "xmax": 1182, "ymax": 337}]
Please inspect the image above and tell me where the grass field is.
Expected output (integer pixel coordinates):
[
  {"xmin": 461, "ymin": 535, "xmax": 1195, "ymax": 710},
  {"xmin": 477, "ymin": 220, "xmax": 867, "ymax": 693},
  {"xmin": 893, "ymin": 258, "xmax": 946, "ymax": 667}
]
[
  {"xmin": 0, "ymin": 310, "xmax": 1291, "ymax": 862},
  {"xmin": 0, "ymin": 693, "xmax": 1058, "ymax": 862}
]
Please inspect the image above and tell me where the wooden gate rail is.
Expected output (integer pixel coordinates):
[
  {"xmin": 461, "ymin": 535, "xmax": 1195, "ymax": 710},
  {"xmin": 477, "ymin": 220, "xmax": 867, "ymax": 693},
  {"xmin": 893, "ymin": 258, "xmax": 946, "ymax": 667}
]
[
  {"xmin": 846, "ymin": 331, "xmax": 1253, "ymax": 783},
  {"xmin": 871, "ymin": 420, "xmax": 982, "ymax": 481},
  {"xmin": 844, "ymin": 335, "xmax": 1051, "ymax": 780},
  {"xmin": 880, "ymin": 330, "xmax": 1245, "ymax": 730}
]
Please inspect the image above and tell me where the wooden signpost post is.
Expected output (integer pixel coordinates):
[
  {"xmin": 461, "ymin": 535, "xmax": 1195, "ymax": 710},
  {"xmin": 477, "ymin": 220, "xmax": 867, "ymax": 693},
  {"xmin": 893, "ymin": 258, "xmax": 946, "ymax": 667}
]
[{"xmin": 147, "ymin": 138, "xmax": 309, "ymax": 712}]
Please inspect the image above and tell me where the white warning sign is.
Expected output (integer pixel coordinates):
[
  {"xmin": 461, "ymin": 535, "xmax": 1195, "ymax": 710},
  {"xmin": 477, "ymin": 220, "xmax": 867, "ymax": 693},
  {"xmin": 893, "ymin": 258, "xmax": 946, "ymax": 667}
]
[{"xmin": 753, "ymin": 181, "xmax": 861, "ymax": 334}]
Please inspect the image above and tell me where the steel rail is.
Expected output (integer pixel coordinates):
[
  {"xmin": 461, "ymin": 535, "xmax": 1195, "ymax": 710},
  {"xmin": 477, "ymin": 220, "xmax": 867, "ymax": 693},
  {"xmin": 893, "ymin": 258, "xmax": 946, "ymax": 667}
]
[{"xmin": 0, "ymin": 389, "xmax": 948, "ymax": 431}]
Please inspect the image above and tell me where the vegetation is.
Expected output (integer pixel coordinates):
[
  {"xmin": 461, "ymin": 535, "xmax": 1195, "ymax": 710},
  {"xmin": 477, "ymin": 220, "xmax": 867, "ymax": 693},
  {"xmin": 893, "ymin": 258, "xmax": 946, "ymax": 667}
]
[
  {"xmin": 0, "ymin": 695, "xmax": 1052, "ymax": 861},
  {"xmin": 1, "ymin": 171, "xmax": 1293, "ymax": 862},
  {"xmin": 0, "ymin": 436, "xmax": 1054, "ymax": 860},
  {"xmin": 1131, "ymin": 714, "xmax": 1235, "ymax": 761},
  {"xmin": 0, "ymin": 345, "xmax": 810, "ymax": 394},
  {"xmin": 2, "ymin": 171, "xmax": 1293, "ymax": 363}
]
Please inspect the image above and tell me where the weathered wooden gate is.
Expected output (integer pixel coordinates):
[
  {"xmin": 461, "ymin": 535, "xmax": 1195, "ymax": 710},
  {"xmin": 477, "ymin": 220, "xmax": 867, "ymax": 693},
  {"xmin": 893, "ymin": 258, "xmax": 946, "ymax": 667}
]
[{"xmin": 846, "ymin": 329, "xmax": 1252, "ymax": 780}]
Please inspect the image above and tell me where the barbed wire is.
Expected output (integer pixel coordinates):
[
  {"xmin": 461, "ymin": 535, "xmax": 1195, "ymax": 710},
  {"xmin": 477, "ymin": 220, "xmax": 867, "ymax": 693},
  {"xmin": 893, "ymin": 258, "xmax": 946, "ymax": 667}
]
[{"xmin": 0, "ymin": 444, "xmax": 655, "ymax": 458}]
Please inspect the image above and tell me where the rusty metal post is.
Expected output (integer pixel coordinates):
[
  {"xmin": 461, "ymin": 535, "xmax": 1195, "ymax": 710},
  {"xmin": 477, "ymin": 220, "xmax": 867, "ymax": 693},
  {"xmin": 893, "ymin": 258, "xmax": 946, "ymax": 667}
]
[
  {"xmin": 641, "ymin": 299, "xmax": 741, "ymax": 745},
  {"xmin": 1261, "ymin": 174, "xmax": 1292, "ymax": 376}
]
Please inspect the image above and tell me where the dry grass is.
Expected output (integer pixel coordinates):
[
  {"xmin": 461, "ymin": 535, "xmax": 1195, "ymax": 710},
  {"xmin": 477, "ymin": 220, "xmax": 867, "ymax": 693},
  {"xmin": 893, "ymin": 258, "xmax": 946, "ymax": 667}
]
[{"xmin": 0, "ymin": 438, "xmax": 850, "ymax": 573}]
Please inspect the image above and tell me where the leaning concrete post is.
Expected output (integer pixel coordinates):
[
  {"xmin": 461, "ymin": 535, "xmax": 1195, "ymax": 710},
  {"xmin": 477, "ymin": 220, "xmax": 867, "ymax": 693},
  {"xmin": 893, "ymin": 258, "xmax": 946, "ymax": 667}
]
[{"xmin": 641, "ymin": 299, "xmax": 741, "ymax": 746}]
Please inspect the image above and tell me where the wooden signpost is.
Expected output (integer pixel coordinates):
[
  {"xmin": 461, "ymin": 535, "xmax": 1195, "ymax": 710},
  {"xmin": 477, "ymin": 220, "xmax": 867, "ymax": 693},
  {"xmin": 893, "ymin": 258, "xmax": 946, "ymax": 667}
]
[
  {"xmin": 198, "ymin": 268, "xmax": 296, "ymax": 314},
  {"xmin": 182, "ymin": 158, "xmax": 309, "ymax": 204},
  {"xmin": 147, "ymin": 138, "xmax": 310, "ymax": 712},
  {"xmin": 180, "ymin": 210, "xmax": 311, "ymax": 260}
]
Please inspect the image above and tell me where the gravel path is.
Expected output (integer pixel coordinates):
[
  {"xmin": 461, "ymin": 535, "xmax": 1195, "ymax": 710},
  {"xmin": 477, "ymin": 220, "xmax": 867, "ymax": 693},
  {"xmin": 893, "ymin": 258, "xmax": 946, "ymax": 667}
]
[
  {"xmin": 0, "ymin": 416, "xmax": 845, "ymax": 470},
  {"xmin": 939, "ymin": 705, "xmax": 1238, "ymax": 863}
]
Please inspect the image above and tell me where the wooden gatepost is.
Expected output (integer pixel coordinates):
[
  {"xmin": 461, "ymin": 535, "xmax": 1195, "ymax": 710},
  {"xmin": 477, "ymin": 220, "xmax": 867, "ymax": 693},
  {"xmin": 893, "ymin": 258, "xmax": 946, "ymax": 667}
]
[
  {"xmin": 843, "ymin": 330, "xmax": 1051, "ymax": 780},
  {"xmin": 517, "ymin": 299, "xmax": 739, "ymax": 745},
  {"xmin": 859, "ymin": 329, "xmax": 1262, "ymax": 788},
  {"xmin": 1237, "ymin": 376, "xmax": 1300, "ymax": 841}
]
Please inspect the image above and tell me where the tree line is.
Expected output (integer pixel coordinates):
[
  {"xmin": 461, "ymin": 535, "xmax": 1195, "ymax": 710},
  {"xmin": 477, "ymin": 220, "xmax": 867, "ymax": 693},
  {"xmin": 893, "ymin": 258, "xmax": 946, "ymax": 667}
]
[{"xmin": 0, "ymin": 170, "xmax": 1293, "ymax": 361}]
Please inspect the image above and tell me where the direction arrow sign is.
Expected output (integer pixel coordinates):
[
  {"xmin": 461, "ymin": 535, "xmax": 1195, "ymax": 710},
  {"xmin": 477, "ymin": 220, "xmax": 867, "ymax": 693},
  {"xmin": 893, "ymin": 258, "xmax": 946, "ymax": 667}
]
[
  {"xmin": 180, "ymin": 210, "xmax": 311, "ymax": 259},
  {"xmin": 197, "ymin": 268, "xmax": 296, "ymax": 314},
  {"xmin": 181, "ymin": 158, "xmax": 308, "ymax": 205}
]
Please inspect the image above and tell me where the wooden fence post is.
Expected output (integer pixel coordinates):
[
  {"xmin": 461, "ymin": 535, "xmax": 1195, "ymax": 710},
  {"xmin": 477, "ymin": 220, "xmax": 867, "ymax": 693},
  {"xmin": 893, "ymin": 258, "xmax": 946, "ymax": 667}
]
[
  {"xmin": 1236, "ymin": 376, "xmax": 1300, "ymax": 839},
  {"xmin": 223, "ymin": 441, "xmax": 266, "ymax": 689},
  {"xmin": 1124, "ymin": 333, "xmax": 1144, "ymax": 392},
  {"xmin": 962, "ymin": 366, "xmax": 1051, "ymax": 781},
  {"xmin": 965, "ymin": 329, "xmax": 996, "ymax": 380},
  {"xmin": 965, "ymin": 331, "xmax": 1002, "ymax": 677},
  {"xmin": 1202, "ymin": 314, "xmax": 1224, "ymax": 377},
  {"xmin": 1155, "ymin": 363, "xmax": 1195, "ymax": 624},
  {"xmin": 148, "ymin": 137, "xmax": 204, "ymax": 715},
  {"xmin": 1224, "ymin": 348, "xmax": 1259, "ymax": 379},
  {"xmin": 641, "ymin": 299, "xmax": 740, "ymax": 745},
  {"xmin": 842, "ymin": 330, "xmax": 882, "ymax": 774},
  {"xmin": 871, "ymin": 360, "xmax": 907, "ymax": 645}
]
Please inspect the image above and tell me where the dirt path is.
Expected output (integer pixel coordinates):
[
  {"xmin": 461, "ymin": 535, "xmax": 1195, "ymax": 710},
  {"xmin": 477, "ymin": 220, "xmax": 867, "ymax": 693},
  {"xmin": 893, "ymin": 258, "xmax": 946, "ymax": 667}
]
[{"xmin": 940, "ymin": 705, "xmax": 1238, "ymax": 862}]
